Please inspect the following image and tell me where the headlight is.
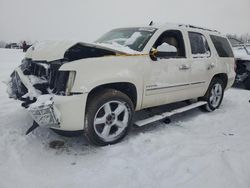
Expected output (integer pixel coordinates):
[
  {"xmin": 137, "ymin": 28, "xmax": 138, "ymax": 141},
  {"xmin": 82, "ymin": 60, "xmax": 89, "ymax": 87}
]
[
  {"xmin": 65, "ymin": 71, "xmax": 76, "ymax": 96},
  {"xmin": 53, "ymin": 71, "xmax": 76, "ymax": 96}
]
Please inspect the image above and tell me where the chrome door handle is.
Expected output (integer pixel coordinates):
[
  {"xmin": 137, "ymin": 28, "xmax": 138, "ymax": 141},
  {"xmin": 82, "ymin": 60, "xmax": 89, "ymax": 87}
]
[{"xmin": 179, "ymin": 64, "xmax": 190, "ymax": 70}]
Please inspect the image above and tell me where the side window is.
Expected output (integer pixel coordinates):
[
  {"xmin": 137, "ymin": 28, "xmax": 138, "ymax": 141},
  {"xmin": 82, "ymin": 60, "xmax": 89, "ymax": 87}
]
[
  {"xmin": 188, "ymin": 32, "xmax": 211, "ymax": 58},
  {"xmin": 210, "ymin": 35, "xmax": 234, "ymax": 57},
  {"xmin": 153, "ymin": 30, "xmax": 186, "ymax": 59}
]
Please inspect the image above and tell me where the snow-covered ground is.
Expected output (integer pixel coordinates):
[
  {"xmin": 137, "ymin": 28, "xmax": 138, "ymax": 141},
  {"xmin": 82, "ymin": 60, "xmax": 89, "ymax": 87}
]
[{"xmin": 0, "ymin": 48, "xmax": 250, "ymax": 188}]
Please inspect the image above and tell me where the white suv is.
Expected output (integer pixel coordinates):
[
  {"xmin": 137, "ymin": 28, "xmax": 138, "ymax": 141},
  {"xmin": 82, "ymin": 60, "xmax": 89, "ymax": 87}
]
[{"xmin": 7, "ymin": 23, "xmax": 235, "ymax": 145}]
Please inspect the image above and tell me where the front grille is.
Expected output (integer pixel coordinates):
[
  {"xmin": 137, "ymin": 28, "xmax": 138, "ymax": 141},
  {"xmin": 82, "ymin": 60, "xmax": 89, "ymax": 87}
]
[
  {"xmin": 48, "ymin": 63, "xmax": 62, "ymax": 89},
  {"xmin": 21, "ymin": 59, "xmax": 48, "ymax": 78},
  {"xmin": 20, "ymin": 59, "xmax": 69, "ymax": 95}
]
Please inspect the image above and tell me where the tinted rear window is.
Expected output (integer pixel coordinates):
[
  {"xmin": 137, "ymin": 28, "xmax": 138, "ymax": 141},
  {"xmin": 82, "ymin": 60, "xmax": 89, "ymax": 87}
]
[{"xmin": 210, "ymin": 35, "xmax": 234, "ymax": 57}]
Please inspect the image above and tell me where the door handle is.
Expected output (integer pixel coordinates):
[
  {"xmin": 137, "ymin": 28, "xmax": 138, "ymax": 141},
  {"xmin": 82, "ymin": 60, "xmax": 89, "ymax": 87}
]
[{"xmin": 179, "ymin": 64, "xmax": 190, "ymax": 70}]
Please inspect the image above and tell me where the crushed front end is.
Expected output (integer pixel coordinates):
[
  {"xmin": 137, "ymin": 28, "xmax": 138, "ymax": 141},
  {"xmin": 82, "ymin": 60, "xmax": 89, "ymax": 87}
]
[
  {"xmin": 6, "ymin": 41, "xmax": 121, "ymax": 133},
  {"xmin": 7, "ymin": 58, "xmax": 74, "ymax": 129}
]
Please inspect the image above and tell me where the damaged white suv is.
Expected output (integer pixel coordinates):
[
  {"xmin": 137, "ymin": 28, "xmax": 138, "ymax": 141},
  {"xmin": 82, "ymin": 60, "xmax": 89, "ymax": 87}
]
[{"xmin": 7, "ymin": 23, "xmax": 235, "ymax": 146}]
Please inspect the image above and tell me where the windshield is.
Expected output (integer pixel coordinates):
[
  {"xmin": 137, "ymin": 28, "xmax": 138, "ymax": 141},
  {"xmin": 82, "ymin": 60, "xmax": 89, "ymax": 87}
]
[{"xmin": 95, "ymin": 27, "xmax": 157, "ymax": 52}]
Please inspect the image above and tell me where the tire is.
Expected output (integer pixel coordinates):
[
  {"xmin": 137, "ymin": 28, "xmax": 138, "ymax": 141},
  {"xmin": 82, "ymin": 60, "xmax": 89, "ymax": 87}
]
[
  {"xmin": 200, "ymin": 78, "xmax": 225, "ymax": 112},
  {"xmin": 244, "ymin": 76, "xmax": 250, "ymax": 90},
  {"xmin": 84, "ymin": 89, "xmax": 134, "ymax": 146}
]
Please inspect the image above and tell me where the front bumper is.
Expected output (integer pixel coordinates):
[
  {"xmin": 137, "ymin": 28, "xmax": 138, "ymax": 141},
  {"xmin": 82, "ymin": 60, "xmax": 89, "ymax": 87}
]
[
  {"xmin": 27, "ymin": 94, "xmax": 87, "ymax": 131},
  {"xmin": 7, "ymin": 67, "xmax": 88, "ymax": 131},
  {"xmin": 28, "ymin": 96, "xmax": 60, "ymax": 128}
]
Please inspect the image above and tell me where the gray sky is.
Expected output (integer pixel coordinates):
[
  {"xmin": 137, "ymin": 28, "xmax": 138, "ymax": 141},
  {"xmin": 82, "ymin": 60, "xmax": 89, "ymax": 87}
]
[{"xmin": 0, "ymin": 0, "xmax": 249, "ymax": 42}]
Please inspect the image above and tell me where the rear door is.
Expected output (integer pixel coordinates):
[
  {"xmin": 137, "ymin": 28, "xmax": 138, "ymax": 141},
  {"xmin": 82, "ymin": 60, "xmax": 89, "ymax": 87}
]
[{"xmin": 187, "ymin": 31, "xmax": 215, "ymax": 97}]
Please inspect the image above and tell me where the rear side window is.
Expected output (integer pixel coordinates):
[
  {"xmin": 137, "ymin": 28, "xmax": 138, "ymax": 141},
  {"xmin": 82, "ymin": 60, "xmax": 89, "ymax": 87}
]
[
  {"xmin": 210, "ymin": 35, "xmax": 234, "ymax": 57},
  {"xmin": 188, "ymin": 32, "xmax": 210, "ymax": 58}
]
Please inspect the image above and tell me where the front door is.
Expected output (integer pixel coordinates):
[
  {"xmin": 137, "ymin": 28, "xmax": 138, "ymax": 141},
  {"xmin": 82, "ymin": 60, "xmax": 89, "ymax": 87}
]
[{"xmin": 142, "ymin": 29, "xmax": 191, "ymax": 108}]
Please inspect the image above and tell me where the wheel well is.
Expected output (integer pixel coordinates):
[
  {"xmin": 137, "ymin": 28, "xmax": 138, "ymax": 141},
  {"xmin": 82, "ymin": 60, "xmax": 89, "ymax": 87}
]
[
  {"xmin": 87, "ymin": 82, "xmax": 138, "ymax": 108},
  {"xmin": 213, "ymin": 73, "xmax": 228, "ymax": 88}
]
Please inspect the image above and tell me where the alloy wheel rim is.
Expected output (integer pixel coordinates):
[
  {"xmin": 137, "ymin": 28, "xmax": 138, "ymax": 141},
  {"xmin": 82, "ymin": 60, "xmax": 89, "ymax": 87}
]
[
  {"xmin": 93, "ymin": 100, "xmax": 129, "ymax": 142},
  {"xmin": 209, "ymin": 83, "xmax": 222, "ymax": 108}
]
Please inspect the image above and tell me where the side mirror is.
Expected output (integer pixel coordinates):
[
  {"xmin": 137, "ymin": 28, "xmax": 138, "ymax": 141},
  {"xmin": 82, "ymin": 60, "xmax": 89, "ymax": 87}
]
[{"xmin": 150, "ymin": 43, "xmax": 177, "ymax": 59}]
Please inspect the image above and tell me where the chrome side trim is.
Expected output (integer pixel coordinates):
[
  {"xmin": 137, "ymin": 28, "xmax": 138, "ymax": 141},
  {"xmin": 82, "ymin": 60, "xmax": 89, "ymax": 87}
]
[{"xmin": 146, "ymin": 81, "xmax": 205, "ymax": 91}]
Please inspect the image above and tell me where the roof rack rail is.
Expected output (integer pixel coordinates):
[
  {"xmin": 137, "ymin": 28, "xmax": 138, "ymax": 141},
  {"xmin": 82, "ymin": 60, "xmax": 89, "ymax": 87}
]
[{"xmin": 179, "ymin": 24, "xmax": 219, "ymax": 33}]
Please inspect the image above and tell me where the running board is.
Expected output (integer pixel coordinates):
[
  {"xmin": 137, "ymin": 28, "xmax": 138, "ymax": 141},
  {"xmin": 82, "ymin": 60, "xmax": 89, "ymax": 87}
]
[{"xmin": 134, "ymin": 101, "xmax": 207, "ymax": 127}]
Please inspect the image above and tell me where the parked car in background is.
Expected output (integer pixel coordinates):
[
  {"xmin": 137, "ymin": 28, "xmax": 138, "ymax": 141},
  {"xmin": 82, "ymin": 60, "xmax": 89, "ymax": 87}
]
[
  {"xmin": 7, "ymin": 23, "xmax": 235, "ymax": 146},
  {"xmin": 228, "ymin": 37, "xmax": 250, "ymax": 89},
  {"xmin": 5, "ymin": 43, "xmax": 21, "ymax": 49}
]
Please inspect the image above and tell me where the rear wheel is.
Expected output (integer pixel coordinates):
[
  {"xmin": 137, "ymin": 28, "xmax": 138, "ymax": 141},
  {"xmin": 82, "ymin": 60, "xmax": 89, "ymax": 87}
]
[
  {"xmin": 84, "ymin": 89, "xmax": 134, "ymax": 146},
  {"xmin": 200, "ymin": 78, "xmax": 225, "ymax": 112}
]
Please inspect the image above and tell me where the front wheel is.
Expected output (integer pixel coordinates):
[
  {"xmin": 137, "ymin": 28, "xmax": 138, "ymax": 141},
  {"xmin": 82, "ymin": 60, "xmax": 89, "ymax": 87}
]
[
  {"xmin": 84, "ymin": 89, "xmax": 134, "ymax": 146},
  {"xmin": 200, "ymin": 78, "xmax": 225, "ymax": 112}
]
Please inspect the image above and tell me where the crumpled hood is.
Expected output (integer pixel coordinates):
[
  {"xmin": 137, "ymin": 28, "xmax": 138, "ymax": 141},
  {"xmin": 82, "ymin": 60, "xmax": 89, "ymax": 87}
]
[
  {"xmin": 26, "ymin": 41, "xmax": 76, "ymax": 62},
  {"xmin": 26, "ymin": 40, "xmax": 141, "ymax": 62}
]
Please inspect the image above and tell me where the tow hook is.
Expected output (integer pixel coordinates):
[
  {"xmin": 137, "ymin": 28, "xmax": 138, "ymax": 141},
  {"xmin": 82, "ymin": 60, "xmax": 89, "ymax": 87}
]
[{"xmin": 25, "ymin": 121, "xmax": 39, "ymax": 135}]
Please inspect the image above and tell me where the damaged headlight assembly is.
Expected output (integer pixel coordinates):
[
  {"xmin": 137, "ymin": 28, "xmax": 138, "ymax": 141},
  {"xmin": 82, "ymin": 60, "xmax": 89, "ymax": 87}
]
[
  {"xmin": 26, "ymin": 71, "xmax": 76, "ymax": 134},
  {"xmin": 7, "ymin": 57, "xmax": 78, "ymax": 134},
  {"xmin": 65, "ymin": 71, "xmax": 76, "ymax": 96},
  {"xmin": 53, "ymin": 70, "xmax": 76, "ymax": 96}
]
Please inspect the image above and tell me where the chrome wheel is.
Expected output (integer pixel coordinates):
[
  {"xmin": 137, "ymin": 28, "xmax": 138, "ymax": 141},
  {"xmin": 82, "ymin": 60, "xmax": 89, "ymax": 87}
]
[
  {"xmin": 93, "ymin": 100, "xmax": 129, "ymax": 142},
  {"xmin": 209, "ymin": 83, "xmax": 223, "ymax": 108}
]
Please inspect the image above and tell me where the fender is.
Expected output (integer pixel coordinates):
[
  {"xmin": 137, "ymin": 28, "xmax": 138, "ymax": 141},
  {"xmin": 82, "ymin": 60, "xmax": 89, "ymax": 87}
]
[{"xmin": 59, "ymin": 55, "xmax": 147, "ymax": 110}]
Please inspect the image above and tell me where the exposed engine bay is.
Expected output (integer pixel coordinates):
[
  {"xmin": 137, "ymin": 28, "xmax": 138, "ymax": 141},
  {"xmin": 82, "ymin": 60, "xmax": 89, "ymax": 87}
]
[
  {"xmin": 234, "ymin": 60, "xmax": 250, "ymax": 90},
  {"xmin": 229, "ymin": 38, "xmax": 250, "ymax": 90},
  {"xmin": 7, "ymin": 43, "xmax": 117, "ymax": 107}
]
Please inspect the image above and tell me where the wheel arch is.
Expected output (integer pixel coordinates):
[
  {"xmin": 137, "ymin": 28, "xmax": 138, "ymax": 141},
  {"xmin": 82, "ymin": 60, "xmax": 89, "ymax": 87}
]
[
  {"xmin": 86, "ymin": 82, "xmax": 138, "ymax": 109},
  {"xmin": 212, "ymin": 73, "xmax": 228, "ymax": 89}
]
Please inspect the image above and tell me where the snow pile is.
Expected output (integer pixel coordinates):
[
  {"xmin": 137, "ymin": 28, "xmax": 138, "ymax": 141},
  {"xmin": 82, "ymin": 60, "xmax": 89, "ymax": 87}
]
[{"xmin": 0, "ymin": 49, "xmax": 250, "ymax": 188}]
